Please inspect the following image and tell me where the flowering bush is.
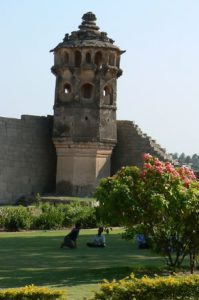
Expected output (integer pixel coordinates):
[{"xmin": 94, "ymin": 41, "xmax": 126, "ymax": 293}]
[
  {"xmin": 142, "ymin": 153, "xmax": 197, "ymax": 188},
  {"xmin": 0, "ymin": 284, "xmax": 65, "ymax": 299},
  {"xmin": 96, "ymin": 155, "xmax": 199, "ymax": 272},
  {"xmin": 92, "ymin": 274, "xmax": 199, "ymax": 300}
]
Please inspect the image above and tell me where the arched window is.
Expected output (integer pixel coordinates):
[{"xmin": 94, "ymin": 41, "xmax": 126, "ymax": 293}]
[
  {"xmin": 94, "ymin": 51, "xmax": 103, "ymax": 68},
  {"xmin": 86, "ymin": 52, "xmax": 91, "ymax": 63},
  {"xmin": 109, "ymin": 53, "xmax": 115, "ymax": 66},
  {"xmin": 75, "ymin": 51, "xmax": 81, "ymax": 67},
  {"xmin": 81, "ymin": 83, "xmax": 93, "ymax": 99},
  {"xmin": 103, "ymin": 85, "xmax": 113, "ymax": 104},
  {"xmin": 64, "ymin": 52, "xmax": 69, "ymax": 64},
  {"xmin": 103, "ymin": 85, "xmax": 112, "ymax": 96},
  {"xmin": 64, "ymin": 83, "xmax": 71, "ymax": 94}
]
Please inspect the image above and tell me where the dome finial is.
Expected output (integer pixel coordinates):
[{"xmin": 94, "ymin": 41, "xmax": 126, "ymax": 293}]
[
  {"xmin": 82, "ymin": 12, "xmax": 97, "ymax": 22},
  {"xmin": 79, "ymin": 11, "xmax": 99, "ymax": 31}
]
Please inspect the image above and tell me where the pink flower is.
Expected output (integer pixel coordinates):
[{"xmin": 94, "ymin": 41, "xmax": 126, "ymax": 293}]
[
  {"xmin": 178, "ymin": 166, "xmax": 196, "ymax": 180},
  {"xmin": 171, "ymin": 170, "xmax": 180, "ymax": 178},
  {"xmin": 154, "ymin": 158, "xmax": 162, "ymax": 167},
  {"xmin": 183, "ymin": 178, "xmax": 190, "ymax": 188},
  {"xmin": 141, "ymin": 171, "xmax": 147, "ymax": 178},
  {"xmin": 143, "ymin": 163, "xmax": 152, "ymax": 170},
  {"xmin": 143, "ymin": 153, "xmax": 152, "ymax": 161},
  {"xmin": 166, "ymin": 165, "xmax": 175, "ymax": 174},
  {"xmin": 155, "ymin": 166, "xmax": 163, "ymax": 174}
]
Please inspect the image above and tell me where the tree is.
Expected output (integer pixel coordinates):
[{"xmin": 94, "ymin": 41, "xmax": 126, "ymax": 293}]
[
  {"xmin": 185, "ymin": 155, "xmax": 192, "ymax": 165},
  {"xmin": 192, "ymin": 154, "xmax": 199, "ymax": 171},
  {"xmin": 171, "ymin": 152, "xmax": 178, "ymax": 160},
  {"xmin": 178, "ymin": 153, "xmax": 186, "ymax": 164},
  {"xmin": 96, "ymin": 154, "xmax": 199, "ymax": 273}
]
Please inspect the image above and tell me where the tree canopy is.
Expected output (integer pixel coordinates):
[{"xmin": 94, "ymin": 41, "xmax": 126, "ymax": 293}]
[
  {"xmin": 96, "ymin": 154, "xmax": 199, "ymax": 273},
  {"xmin": 171, "ymin": 152, "xmax": 199, "ymax": 171}
]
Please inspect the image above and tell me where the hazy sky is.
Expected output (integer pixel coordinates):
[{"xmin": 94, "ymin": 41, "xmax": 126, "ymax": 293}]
[{"xmin": 0, "ymin": 0, "xmax": 198, "ymax": 155}]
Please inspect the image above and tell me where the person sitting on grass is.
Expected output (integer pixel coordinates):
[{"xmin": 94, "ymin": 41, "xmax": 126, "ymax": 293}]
[
  {"xmin": 87, "ymin": 227, "xmax": 106, "ymax": 248},
  {"xmin": 136, "ymin": 233, "xmax": 149, "ymax": 249},
  {"xmin": 60, "ymin": 222, "xmax": 81, "ymax": 249}
]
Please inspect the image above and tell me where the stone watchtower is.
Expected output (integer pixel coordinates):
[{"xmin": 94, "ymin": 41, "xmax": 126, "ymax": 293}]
[{"xmin": 51, "ymin": 12, "xmax": 124, "ymax": 196}]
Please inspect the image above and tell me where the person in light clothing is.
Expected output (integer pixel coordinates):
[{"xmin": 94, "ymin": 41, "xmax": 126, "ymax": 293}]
[{"xmin": 87, "ymin": 227, "xmax": 106, "ymax": 248}]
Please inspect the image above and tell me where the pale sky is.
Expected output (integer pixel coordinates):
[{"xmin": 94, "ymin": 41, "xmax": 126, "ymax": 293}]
[{"xmin": 0, "ymin": 0, "xmax": 199, "ymax": 155}]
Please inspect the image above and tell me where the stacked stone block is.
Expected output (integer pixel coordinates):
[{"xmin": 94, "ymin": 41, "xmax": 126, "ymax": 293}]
[
  {"xmin": 111, "ymin": 120, "xmax": 172, "ymax": 175},
  {"xmin": 0, "ymin": 115, "xmax": 56, "ymax": 203}
]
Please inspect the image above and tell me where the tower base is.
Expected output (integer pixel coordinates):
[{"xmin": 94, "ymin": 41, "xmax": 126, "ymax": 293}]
[{"xmin": 54, "ymin": 141, "xmax": 113, "ymax": 197}]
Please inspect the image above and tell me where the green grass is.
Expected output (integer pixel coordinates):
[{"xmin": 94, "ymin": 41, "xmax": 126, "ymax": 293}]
[{"xmin": 0, "ymin": 229, "xmax": 165, "ymax": 299}]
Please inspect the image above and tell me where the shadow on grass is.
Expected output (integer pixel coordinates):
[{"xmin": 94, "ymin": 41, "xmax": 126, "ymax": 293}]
[{"xmin": 0, "ymin": 232, "xmax": 164, "ymax": 288}]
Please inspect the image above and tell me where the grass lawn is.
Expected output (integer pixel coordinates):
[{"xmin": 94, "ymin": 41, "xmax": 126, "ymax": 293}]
[{"xmin": 0, "ymin": 229, "xmax": 165, "ymax": 299}]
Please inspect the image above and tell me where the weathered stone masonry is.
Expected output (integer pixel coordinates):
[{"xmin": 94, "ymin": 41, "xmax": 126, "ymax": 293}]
[
  {"xmin": 0, "ymin": 116, "xmax": 171, "ymax": 203},
  {"xmin": 0, "ymin": 115, "xmax": 56, "ymax": 203},
  {"xmin": 111, "ymin": 121, "xmax": 172, "ymax": 175}
]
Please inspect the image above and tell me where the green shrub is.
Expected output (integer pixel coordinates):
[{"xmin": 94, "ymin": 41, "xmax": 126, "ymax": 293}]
[
  {"xmin": 0, "ymin": 201, "xmax": 97, "ymax": 231},
  {"xmin": 92, "ymin": 274, "xmax": 199, "ymax": 300},
  {"xmin": 4, "ymin": 206, "xmax": 33, "ymax": 231},
  {"xmin": 0, "ymin": 208, "xmax": 5, "ymax": 229},
  {"xmin": 0, "ymin": 284, "xmax": 65, "ymax": 299},
  {"xmin": 75, "ymin": 205, "xmax": 97, "ymax": 228},
  {"xmin": 62, "ymin": 202, "xmax": 97, "ymax": 228},
  {"xmin": 33, "ymin": 203, "xmax": 65, "ymax": 229}
]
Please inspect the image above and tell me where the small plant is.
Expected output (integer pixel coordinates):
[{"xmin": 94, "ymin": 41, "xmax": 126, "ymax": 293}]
[{"xmin": 34, "ymin": 192, "xmax": 42, "ymax": 206}]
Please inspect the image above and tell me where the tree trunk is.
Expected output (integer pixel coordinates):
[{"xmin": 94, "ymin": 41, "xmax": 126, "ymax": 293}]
[{"xmin": 189, "ymin": 252, "xmax": 195, "ymax": 274}]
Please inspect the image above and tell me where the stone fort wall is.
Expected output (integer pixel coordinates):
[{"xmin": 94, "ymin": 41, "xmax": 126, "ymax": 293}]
[
  {"xmin": 0, "ymin": 116, "xmax": 171, "ymax": 203},
  {"xmin": 0, "ymin": 115, "xmax": 56, "ymax": 204},
  {"xmin": 111, "ymin": 120, "xmax": 172, "ymax": 175}
]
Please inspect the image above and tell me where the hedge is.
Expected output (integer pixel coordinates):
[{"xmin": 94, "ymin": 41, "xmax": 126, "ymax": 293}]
[
  {"xmin": 0, "ymin": 203, "xmax": 97, "ymax": 231},
  {"xmin": 92, "ymin": 274, "xmax": 199, "ymax": 300},
  {"xmin": 0, "ymin": 285, "xmax": 65, "ymax": 299}
]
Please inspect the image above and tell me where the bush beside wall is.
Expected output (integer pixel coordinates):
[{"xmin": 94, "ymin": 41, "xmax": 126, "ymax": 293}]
[{"xmin": 0, "ymin": 203, "xmax": 97, "ymax": 231}]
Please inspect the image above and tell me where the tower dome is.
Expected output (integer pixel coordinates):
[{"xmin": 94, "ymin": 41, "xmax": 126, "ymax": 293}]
[{"xmin": 51, "ymin": 12, "xmax": 125, "ymax": 52}]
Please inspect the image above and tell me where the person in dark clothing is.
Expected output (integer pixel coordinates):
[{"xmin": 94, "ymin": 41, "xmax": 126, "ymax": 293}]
[{"xmin": 60, "ymin": 222, "xmax": 81, "ymax": 249}]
